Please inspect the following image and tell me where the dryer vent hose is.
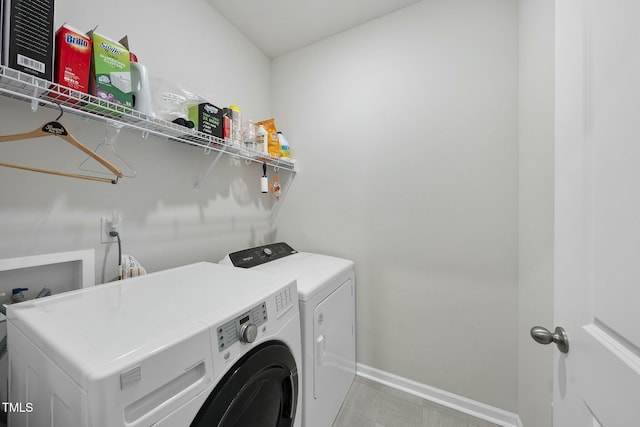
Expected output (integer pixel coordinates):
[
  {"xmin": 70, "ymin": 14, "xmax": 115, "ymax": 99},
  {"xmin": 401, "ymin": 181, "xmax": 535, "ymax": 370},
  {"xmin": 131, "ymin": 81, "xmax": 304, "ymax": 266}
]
[{"xmin": 36, "ymin": 287, "xmax": 52, "ymax": 298}]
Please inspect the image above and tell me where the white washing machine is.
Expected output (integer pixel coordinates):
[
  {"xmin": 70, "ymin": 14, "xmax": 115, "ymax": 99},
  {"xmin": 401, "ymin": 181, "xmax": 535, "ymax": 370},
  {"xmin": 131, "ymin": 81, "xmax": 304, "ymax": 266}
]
[
  {"xmin": 7, "ymin": 262, "xmax": 302, "ymax": 427},
  {"xmin": 221, "ymin": 243, "xmax": 355, "ymax": 427}
]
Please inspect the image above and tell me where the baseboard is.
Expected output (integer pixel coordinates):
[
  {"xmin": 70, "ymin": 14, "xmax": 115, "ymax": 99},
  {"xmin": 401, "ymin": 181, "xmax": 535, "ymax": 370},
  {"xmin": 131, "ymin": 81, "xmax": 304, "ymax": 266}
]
[{"xmin": 356, "ymin": 363, "xmax": 523, "ymax": 427}]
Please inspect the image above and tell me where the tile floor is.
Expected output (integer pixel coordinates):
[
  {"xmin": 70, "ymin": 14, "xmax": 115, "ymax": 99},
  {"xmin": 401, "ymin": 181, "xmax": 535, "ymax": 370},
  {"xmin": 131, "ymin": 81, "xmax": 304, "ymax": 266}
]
[
  {"xmin": 332, "ymin": 376, "xmax": 502, "ymax": 427},
  {"xmin": 0, "ymin": 376, "xmax": 503, "ymax": 427}
]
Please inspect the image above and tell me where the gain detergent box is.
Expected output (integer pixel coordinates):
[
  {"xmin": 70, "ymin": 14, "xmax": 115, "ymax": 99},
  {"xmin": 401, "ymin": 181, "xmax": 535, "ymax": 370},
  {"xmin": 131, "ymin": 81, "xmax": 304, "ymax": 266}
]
[{"xmin": 88, "ymin": 31, "xmax": 132, "ymax": 110}]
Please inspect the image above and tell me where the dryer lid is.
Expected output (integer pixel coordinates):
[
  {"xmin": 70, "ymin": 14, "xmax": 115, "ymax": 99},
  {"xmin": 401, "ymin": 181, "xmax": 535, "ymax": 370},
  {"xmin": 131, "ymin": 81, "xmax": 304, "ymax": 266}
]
[{"xmin": 251, "ymin": 252, "xmax": 354, "ymax": 302}]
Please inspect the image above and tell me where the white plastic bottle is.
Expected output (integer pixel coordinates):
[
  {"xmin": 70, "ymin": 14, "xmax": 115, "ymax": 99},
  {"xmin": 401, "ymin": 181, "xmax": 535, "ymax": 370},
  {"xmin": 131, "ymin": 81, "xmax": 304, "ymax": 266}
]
[
  {"xmin": 129, "ymin": 53, "xmax": 154, "ymax": 117},
  {"xmin": 277, "ymin": 131, "xmax": 290, "ymax": 158},
  {"xmin": 256, "ymin": 124, "xmax": 268, "ymax": 154},
  {"xmin": 229, "ymin": 105, "xmax": 242, "ymax": 148}
]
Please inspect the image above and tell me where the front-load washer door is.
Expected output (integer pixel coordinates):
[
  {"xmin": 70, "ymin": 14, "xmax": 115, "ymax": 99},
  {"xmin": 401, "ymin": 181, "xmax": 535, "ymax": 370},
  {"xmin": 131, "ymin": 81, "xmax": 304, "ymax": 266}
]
[{"xmin": 190, "ymin": 341, "xmax": 298, "ymax": 427}]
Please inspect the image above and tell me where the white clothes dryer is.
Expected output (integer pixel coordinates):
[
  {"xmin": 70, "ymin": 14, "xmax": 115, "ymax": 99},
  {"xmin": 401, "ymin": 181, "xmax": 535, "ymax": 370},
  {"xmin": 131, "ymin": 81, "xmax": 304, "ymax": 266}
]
[
  {"xmin": 221, "ymin": 243, "xmax": 356, "ymax": 427},
  {"xmin": 7, "ymin": 262, "xmax": 302, "ymax": 427}
]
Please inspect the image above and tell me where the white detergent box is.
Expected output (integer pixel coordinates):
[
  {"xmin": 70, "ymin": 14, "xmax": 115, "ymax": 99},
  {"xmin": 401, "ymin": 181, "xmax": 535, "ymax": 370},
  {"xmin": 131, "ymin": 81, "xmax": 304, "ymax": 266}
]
[{"xmin": 2, "ymin": 0, "xmax": 55, "ymax": 80}]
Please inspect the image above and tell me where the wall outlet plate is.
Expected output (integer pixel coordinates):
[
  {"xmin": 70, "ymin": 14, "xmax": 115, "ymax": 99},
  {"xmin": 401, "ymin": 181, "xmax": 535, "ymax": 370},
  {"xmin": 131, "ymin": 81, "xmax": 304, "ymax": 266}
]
[{"xmin": 101, "ymin": 216, "xmax": 118, "ymax": 244}]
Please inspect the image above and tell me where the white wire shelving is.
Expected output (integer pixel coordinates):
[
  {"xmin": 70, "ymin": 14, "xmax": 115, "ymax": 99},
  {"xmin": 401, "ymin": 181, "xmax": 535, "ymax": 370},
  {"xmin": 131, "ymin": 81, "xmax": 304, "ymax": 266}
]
[{"xmin": 0, "ymin": 66, "xmax": 298, "ymax": 184}]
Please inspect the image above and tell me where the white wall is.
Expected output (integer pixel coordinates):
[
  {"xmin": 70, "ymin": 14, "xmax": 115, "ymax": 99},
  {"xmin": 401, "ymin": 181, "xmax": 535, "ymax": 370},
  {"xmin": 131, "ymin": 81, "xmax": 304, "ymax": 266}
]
[
  {"xmin": 0, "ymin": 0, "xmax": 278, "ymax": 286},
  {"xmin": 517, "ymin": 0, "xmax": 555, "ymax": 425},
  {"xmin": 0, "ymin": 0, "xmax": 557, "ymax": 419},
  {"xmin": 272, "ymin": 0, "xmax": 519, "ymax": 412}
]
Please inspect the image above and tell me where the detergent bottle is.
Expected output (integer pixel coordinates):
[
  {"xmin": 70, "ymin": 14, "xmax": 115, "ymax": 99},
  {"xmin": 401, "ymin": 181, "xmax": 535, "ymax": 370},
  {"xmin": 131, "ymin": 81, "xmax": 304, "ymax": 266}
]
[
  {"xmin": 277, "ymin": 131, "xmax": 290, "ymax": 158},
  {"xmin": 256, "ymin": 124, "xmax": 268, "ymax": 154},
  {"xmin": 130, "ymin": 52, "xmax": 154, "ymax": 117}
]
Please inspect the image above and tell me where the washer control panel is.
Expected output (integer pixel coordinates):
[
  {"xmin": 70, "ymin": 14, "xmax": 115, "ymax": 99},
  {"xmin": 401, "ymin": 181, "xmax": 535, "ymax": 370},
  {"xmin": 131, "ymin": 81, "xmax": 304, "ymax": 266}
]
[
  {"xmin": 216, "ymin": 302, "xmax": 268, "ymax": 351},
  {"xmin": 227, "ymin": 242, "xmax": 297, "ymax": 268}
]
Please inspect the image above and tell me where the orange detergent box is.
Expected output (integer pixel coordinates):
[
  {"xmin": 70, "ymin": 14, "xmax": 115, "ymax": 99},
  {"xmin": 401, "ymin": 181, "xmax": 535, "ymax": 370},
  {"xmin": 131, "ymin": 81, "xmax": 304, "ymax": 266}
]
[{"xmin": 50, "ymin": 24, "xmax": 91, "ymax": 102}]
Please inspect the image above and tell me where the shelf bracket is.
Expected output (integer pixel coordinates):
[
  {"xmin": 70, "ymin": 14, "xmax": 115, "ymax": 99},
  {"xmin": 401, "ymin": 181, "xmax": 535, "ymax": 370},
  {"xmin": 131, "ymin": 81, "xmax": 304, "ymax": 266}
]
[
  {"xmin": 193, "ymin": 144, "xmax": 228, "ymax": 192},
  {"xmin": 30, "ymin": 85, "xmax": 40, "ymax": 112}
]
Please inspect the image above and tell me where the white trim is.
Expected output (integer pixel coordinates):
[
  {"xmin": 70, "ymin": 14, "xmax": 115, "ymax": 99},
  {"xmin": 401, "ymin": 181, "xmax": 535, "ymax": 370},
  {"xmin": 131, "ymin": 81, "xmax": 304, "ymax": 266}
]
[
  {"xmin": 0, "ymin": 249, "xmax": 95, "ymax": 288},
  {"xmin": 356, "ymin": 363, "xmax": 523, "ymax": 427}
]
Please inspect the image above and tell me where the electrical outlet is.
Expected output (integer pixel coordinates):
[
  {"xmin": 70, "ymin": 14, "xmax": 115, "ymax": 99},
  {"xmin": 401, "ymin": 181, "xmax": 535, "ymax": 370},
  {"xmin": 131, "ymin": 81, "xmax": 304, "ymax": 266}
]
[{"xmin": 101, "ymin": 216, "xmax": 118, "ymax": 244}]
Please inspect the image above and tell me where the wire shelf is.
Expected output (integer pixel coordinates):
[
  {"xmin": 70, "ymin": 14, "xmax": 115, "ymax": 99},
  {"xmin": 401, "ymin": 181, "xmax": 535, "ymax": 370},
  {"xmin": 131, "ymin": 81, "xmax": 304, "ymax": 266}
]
[{"xmin": 0, "ymin": 66, "xmax": 297, "ymax": 173}]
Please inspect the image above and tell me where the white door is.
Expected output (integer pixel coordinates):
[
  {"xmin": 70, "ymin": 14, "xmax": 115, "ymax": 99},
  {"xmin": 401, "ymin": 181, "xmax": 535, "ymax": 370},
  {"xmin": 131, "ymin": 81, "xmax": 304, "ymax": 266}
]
[{"xmin": 554, "ymin": 0, "xmax": 640, "ymax": 425}]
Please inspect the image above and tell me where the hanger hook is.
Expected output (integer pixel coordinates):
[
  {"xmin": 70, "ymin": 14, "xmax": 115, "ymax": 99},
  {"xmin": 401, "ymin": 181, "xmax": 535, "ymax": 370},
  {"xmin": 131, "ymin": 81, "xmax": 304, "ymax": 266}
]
[{"xmin": 55, "ymin": 103, "xmax": 64, "ymax": 121}]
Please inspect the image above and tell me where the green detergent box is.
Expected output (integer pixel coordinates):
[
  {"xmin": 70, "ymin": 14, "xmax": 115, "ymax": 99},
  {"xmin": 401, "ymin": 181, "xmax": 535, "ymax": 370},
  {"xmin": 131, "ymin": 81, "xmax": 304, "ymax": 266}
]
[
  {"xmin": 188, "ymin": 103, "xmax": 224, "ymax": 139},
  {"xmin": 88, "ymin": 31, "xmax": 132, "ymax": 111}
]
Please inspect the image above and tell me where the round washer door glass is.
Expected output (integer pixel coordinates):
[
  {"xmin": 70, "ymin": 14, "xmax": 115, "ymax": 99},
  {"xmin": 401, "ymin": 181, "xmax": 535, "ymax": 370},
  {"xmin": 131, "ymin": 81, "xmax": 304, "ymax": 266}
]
[{"xmin": 190, "ymin": 341, "xmax": 298, "ymax": 427}]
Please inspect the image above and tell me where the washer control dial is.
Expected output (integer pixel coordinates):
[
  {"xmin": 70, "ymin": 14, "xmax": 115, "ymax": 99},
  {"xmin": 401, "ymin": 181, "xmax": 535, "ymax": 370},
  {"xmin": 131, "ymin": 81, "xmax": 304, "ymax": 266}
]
[
  {"xmin": 217, "ymin": 302, "xmax": 267, "ymax": 351},
  {"xmin": 240, "ymin": 323, "xmax": 258, "ymax": 343},
  {"xmin": 263, "ymin": 247, "xmax": 273, "ymax": 256}
]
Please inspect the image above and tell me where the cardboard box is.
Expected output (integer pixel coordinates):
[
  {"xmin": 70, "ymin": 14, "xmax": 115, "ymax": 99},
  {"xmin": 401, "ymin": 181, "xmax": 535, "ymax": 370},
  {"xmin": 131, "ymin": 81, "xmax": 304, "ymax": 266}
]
[
  {"xmin": 54, "ymin": 25, "xmax": 91, "ymax": 94},
  {"xmin": 188, "ymin": 103, "xmax": 224, "ymax": 138},
  {"xmin": 48, "ymin": 24, "xmax": 91, "ymax": 104},
  {"xmin": 2, "ymin": 0, "xmax": 55, "ymax": 80},
  {"xmin": 88, "ymin": 31, "xmax": 132, "ymax": 108}
]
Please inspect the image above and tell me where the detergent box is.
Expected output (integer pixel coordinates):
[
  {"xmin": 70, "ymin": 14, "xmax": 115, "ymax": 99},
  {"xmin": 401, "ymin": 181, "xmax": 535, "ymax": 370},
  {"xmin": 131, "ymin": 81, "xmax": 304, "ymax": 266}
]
[
  {"xmin": 2, "ymin": 0, "xmax": 55, "ymax": 81},
  {"xmin": 48, "ymin": 24, "xmax": 91, "ymax": 103},
  {"xmin": 188, "ymin": 102, "xmax": 224, "ymax": 139},
  {"xmin": 55, "ymin": 25, "xmax": 91, "ymax": 93},
  {"xmin": 88, "ymin": 31, "xmax": 132, "ymax": 109}
]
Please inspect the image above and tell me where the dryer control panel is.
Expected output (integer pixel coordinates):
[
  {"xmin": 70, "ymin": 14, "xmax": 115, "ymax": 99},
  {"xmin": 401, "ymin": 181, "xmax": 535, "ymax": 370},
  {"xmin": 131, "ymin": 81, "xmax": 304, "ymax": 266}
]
[
  {"xmin": 216, "ymin": 302, "xmax": 268, "ymax": 351},
  {"xmin": 227, "ymin": 242, "xmax": 297, "ymax": 268}
]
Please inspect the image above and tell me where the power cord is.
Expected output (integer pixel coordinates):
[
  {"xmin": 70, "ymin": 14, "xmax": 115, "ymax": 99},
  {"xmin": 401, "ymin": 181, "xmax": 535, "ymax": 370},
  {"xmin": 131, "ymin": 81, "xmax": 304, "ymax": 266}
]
[{"xmin": 109, "ymin": 231, "xmax": 122, "ymax": 280}]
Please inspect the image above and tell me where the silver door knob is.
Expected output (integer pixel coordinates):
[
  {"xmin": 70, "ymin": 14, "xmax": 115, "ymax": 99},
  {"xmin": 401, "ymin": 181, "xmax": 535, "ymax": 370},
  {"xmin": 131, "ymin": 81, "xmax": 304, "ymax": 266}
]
[{"xmin": 530, "ymin": 326, "xmax": 569, "ymax": 353}]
